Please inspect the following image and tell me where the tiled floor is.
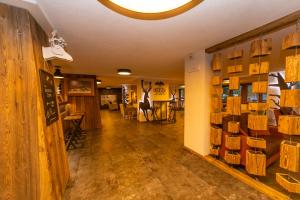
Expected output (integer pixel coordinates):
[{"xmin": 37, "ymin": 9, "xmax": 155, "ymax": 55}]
[{"xmin": 64, "ymin": 110, "xmax": 269, "ymax": 200}]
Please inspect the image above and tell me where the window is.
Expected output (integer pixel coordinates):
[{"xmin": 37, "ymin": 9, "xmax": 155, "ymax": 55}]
[
  {"xmin": 222, "ymin": 85, "xmax": 242, "ymax": 103},
  {"xmin": 222, "ymin": 86, "xmax": 229, "ymax": 102},
  {"xmin": 247, "ymin": 85, "xmax": 258, "ymax": 102},
  {"xmin": 247, "ymin": 85, "xmax": 267, "ymax": 103}
]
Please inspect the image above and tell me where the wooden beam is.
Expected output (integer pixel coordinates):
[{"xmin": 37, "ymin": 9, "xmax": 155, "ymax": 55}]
[{"xmin": 205, "ymin": 10, "xmax": 300, "ymax": 53}]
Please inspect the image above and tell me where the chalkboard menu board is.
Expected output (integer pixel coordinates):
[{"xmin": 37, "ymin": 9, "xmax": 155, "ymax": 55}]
[{"xmin": 39, "ymin": 69, "xmax": 59, "ymax": 126}]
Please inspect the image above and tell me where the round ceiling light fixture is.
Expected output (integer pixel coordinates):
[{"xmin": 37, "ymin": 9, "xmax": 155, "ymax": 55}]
[
  {"xmin": 117, "ymin": 69, "xmax": 132, "ymax": 76},
  {"xmin": 98, "ymin": 0, "xmax": 203, "ymax": 20}
]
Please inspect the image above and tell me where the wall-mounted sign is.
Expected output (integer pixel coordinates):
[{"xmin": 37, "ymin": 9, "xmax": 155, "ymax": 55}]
[
  {"xmin": 154, "ymin": 87, "xmax": 166, "ymax": 96},
  {"xmin": 67, "ymin": 78, "xmax": 95, "ymax": 96},
  {"xmin": 154, "ymin": 81, "xmax": 166, "ymax": 96},
  {"xmin": 39, "ymin": 69, "xmax": 59, "ymax": 126}
]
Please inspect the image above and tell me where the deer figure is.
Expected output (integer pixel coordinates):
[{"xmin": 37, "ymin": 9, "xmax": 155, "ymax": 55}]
[
  {"xmin": 139, "ymin": 80, "xmax": 152, "ymax": 121},
  {"xmin": 170, "ymin": 88, "xmax": 177, "ymax": 106}
]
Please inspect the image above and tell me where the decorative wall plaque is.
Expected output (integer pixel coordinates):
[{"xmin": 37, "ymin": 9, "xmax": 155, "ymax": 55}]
[{"xmin": 39, "ymin": 69, "xmax": 59, "ymax": 126}]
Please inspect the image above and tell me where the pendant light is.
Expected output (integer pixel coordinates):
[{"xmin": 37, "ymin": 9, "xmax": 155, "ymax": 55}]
[
  {"xmin": 96, "ymin": 80, "xmax": 102, "ymax": 85},
  {"xmin": 54, "ymin": 66, "xmax": 64, "ymax": 79}
]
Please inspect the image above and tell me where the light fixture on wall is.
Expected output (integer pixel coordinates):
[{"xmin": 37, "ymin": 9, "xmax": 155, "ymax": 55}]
[
  {"xmin": 222, "ymin": 79, "xmax": 230, "ymax": 84},
  {"xmin": 54, "ymin": 67, "xmax": 64, "ymax": 79},
  {"xmin": 98, "ymin": 0, "xmax": 203, "ymax": 20},
  {"xmin": 117, "ymin": 69, "xmax": 132, "ymax": 76},
  {"xmin": 96, "ymin": 80, "xmax": 102, "ymax": 85}
]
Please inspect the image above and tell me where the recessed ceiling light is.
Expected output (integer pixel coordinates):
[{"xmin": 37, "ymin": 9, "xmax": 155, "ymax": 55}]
[
  {"xmin": 54, "ymin": 67, "xmax": 64, "ymax": 79},
  {"xmin": 98, "ymin": 0, "xmax": 203, "ymax": 20},
  {"xmin": 117, "ymin": 69, "xmax": 132, "ymax": 76}
]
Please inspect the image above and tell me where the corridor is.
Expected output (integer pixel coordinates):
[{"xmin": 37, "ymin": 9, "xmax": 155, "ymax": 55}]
[{"xmin": 64, "ymin": 111, "xmax": 269, "ymax": 200}]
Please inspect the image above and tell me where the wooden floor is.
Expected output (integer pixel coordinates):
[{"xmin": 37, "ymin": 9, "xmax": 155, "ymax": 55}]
[{"xmin": 64, "ymin": 110, "xmax": 270, "ymax": 200}]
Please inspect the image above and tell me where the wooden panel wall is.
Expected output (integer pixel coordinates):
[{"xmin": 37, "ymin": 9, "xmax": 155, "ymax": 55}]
[
  {"xmin": 64, "ymin": 75, "xmax": 102, "ymax": 130},
  {"xmin": 0, "ymin": 3, "xmax": 69, "ymax": 200}
]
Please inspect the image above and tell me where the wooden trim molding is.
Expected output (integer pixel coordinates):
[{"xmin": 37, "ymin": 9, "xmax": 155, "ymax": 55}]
[
  {"xmin": 206, "ymin": 10, "xmax": 300, "ymax": 53},
  {"xmin": 98, "ymin": 0, "xmax": 203, "ymax": 20}
]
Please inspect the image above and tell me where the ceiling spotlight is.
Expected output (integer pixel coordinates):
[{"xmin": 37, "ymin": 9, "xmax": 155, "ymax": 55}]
[
  {"xmin": 117, "ymin": 69, "xmax": 132, "ymax": 76},
  {"xmin": 97, "ymin": 80, "xmax": 102, "ymax": 85},
  {"xmin": 54, "ymin": 67, "xmax": 64, "ymax": 79}
]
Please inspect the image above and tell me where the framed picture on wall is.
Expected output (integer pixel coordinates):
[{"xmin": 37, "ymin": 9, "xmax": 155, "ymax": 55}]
[{"xmin": 67, "ymin": 78, "xmax": 95, "ymax": 96}]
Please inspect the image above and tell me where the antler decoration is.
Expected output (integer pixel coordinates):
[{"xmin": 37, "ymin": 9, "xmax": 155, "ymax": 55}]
[{"xmin": 49, "ymin": 30, "xmax": 67, "ymax": 48}]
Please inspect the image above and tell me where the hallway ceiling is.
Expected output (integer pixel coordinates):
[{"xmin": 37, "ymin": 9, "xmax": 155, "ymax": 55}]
[{"xmin": 2, "ymin": 0, "xmax": 300, "ymax": 86}]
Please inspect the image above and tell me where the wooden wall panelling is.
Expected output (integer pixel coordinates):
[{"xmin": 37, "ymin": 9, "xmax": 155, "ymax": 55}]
[
  {"xmin": 278, "ymin": 115, "xmax": 300, "ymax": 135},
  {"xmin": 282, "ymin": 31, "xmax": 300, "ymax": 50},
  {"xmin": 227, "ymin": 49, "xmax": 243, "ymax": 60},
  {"xmin": 252, "ymin": 81, "xmax": 268, "ymax": 93},
  {"xmin": 225, "ymin": 135, "xmax": 241, "ymax": 150},
  {"xmin": 229, "ymin": 76, "xmax": 240, "ymax": 90},
  {"xmin": 0, "ymin": 3, "xmax": 69, "ymax": 200},
  {"xmin": 68, "ymin": 95, "xmax": 101, "ymax": 130},
  {"xmin": 211, "ymin": 76, "xmax": 222, "ymax": 86},
  {"xmin": 210, "ymin": 112, "xmax": 223, "ymax": 125},
  {"xmin": 250, "ymin": 39, "xmax": 272, "ymax": 57},
  {"xmin": 228, "ymin": 121, "xmax": 240, "ymax": 133},
  {"xmin": 227, "ymin": 65, "xmax": 243, "ymax": 74},
  {"xmin": 248, "ymin": 102, "xmax": 267, "ymax": 111},
  {"xmin": 248, "ymin": 114, "xmax": 268, "ymax": 131},
  {"xmin": 280, "ymin": 89, "xmax": 300, "ymax": 107},
  {"xmin": 276, "ymin": 173, "xmax": 300, "ymax": 194},
  {"xmin": 210, "ymin": 127, "xmax": 222, "ymax": 145},
  {"xmin": 246, "ymin": 150, "xmax": 266, "ymax": 176},
  {"xmin": 66, "ymin": 75, "xmax": 101, "ymax": 130},
  {"xmin": 210, "ymin": 146, "xmax": 220, "ymax": 156},
  {"xmin": 211, "ymin": 86, "xmax": 223, "ymax": 97},
  {"xmin": 0, "ymin": 5, "xmax": 39, "ymax": 199},
  {"xmin": 279, "ymin": 140, "xmax": 300, "ymax": 172},
  {"xmin": 285, "ymin": 54, "xmax": 300, "ymax": 82},
  {"xmin": 211, "ymin": 53, "xmax": 222, "ymax": 71},
  {"xmin": 247, "ymin": 137, "xmax": 267, "ymax": 149},
  {"xmin": 211, "ymin": 97, "xmax": 222, "ymax": 113},
  {"xmin": 30, "ymin": 15, "xmax": 69, "ymax": 199},
  {"xmin": 249, "ymin": 61, "xmax": 270, "ymax": 75},
  {"xmin": 226, "ymin": 96, "xmax": 241, "ymax": 115},
  {"xmin": 224, "ymin": 151, "xmax": 241, "ymax": 165}
]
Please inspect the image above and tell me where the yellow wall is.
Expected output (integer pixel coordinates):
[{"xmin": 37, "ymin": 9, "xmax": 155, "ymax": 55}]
[
  {"xmin": 184, "ymin": 51, "xmax": 211, "ymax": 155},
  {"xmin": 137, "ymin": 80, "xmax": 170, "ymax": 122}
]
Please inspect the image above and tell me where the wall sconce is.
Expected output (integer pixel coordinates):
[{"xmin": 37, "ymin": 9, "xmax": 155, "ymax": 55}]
[{"xmin": 54, "ymin": 66, "xmax": 64, "ymax": 79}]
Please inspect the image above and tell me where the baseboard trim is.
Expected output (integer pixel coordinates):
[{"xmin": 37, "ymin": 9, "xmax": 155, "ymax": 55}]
[{"xmin": 183, "ymin": 146, "xmax": 204, "ymax": 158}]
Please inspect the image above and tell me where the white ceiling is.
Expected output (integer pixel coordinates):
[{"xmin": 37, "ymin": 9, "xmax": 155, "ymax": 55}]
[{"xmin": 2, "ymin": 0, "xmax": 300, "ymax": 87}]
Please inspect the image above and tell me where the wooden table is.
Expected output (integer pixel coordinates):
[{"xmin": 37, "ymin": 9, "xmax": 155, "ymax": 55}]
[{"xmin": 64, "ymin": 114, "xmax": 85, "ymax": 150}]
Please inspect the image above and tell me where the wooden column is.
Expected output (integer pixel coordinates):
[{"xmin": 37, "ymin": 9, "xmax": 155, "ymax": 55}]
[{"xmin": 0, "ymin": 3, "xmax": 69, "ymax": 199}]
